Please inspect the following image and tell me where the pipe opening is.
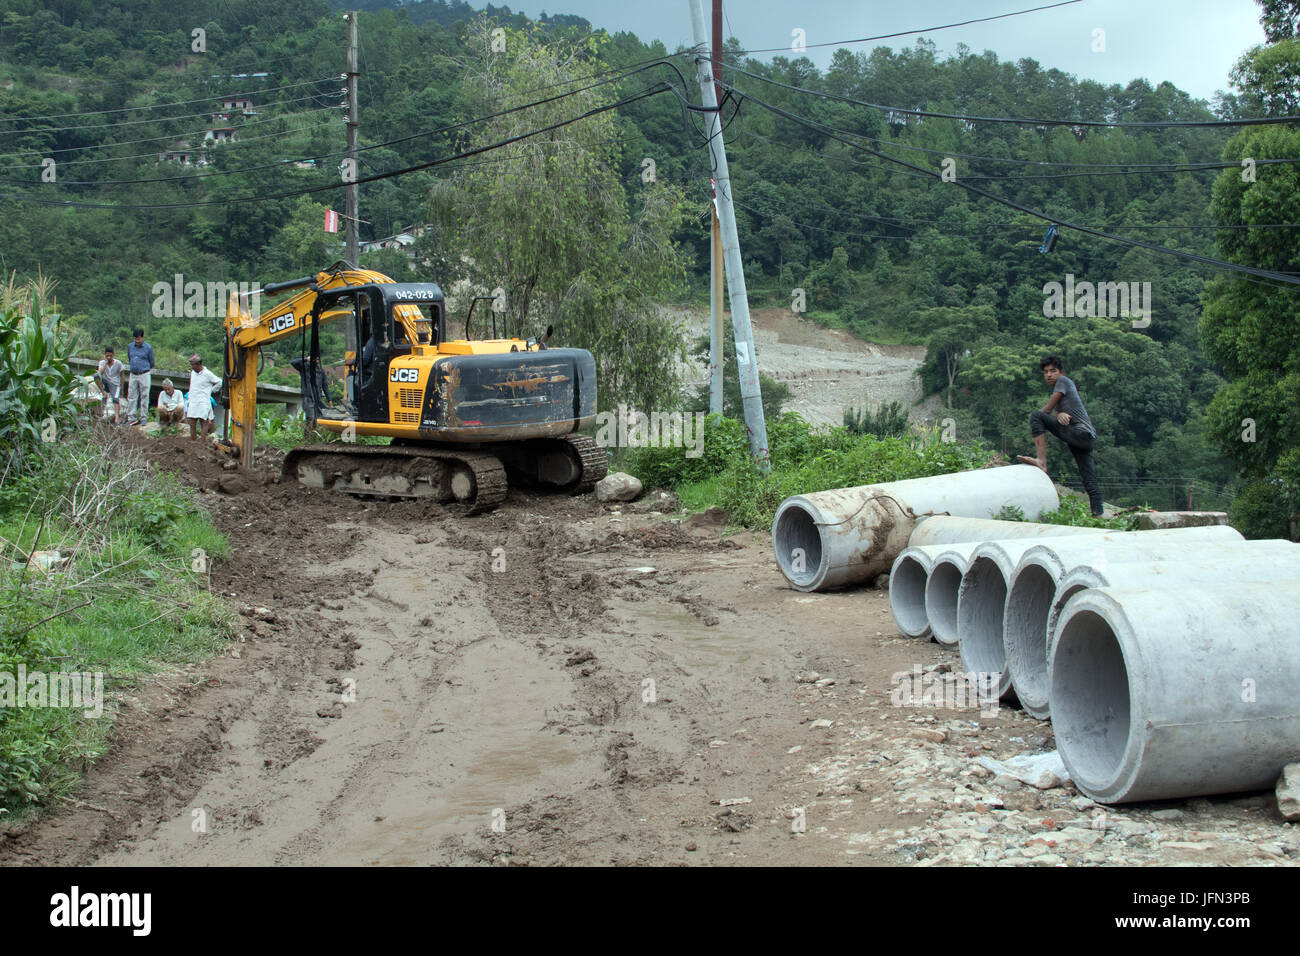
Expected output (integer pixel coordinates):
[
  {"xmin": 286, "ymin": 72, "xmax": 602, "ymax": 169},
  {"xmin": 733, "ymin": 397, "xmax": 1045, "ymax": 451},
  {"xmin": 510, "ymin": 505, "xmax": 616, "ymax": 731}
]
[
  {"xmin": 889, "ymin": 555, "xmax": 930, "ymax": 637},
  {"xmin": 1051, "ymin": 608, "xmax": 1130, "ymax": 786},
  {"xmin": 958, "ymin": 555, "xmax": 1008, "ymax": 675},
  {"xmin": 924, "ymin": 559, "xmax": 963, "ymax": 646},
  {"xmin": 773, "ymin": 503, "xmax": 824, "ymax": 588},
  {"xmin": 1004, "ymin": 563, "xmax": 1057, "ymax": 706}
]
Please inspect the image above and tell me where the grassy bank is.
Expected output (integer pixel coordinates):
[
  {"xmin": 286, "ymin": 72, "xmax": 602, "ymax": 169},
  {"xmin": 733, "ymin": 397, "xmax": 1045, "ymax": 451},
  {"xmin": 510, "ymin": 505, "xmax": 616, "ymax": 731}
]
[
  {"xmin": 622, "ymin": 412, "xmax": 1132, "ymax": 531},
  {"xmin": 0, "ymin": 428, "xmax": 233, "ymax": 814}
]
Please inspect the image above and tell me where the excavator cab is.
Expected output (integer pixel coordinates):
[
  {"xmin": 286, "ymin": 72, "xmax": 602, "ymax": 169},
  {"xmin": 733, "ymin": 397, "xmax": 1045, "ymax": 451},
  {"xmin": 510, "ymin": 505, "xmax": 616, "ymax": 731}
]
[{"xmin": 304, "ymin": 282, "xmax": 446, "ymax": 427}]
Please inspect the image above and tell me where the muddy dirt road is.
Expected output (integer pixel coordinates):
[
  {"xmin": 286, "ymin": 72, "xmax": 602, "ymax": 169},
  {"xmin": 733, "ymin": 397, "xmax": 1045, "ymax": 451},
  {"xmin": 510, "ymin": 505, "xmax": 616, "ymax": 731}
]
[{"xmin": 2, "ymin": 436, "xmax": 1296, "ymax": 867}]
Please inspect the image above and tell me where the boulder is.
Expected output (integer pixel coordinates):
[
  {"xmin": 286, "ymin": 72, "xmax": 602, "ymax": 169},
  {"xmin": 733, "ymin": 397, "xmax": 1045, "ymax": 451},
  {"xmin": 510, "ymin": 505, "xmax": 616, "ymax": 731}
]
[{"xmin": 595, "ymin": 472, "xmax": 643, "ymax": 502}]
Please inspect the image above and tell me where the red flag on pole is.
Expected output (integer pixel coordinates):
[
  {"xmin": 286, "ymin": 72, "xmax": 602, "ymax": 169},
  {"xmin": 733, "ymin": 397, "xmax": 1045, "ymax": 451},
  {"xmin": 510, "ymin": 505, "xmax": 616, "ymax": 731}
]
[{"xmin": 324, "ymin": 209, "xmax": 339, "ymax": 233}]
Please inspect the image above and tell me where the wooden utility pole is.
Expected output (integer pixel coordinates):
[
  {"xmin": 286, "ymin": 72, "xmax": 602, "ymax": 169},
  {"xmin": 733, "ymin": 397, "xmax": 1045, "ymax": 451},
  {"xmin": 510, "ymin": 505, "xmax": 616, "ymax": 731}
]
[
  {"xmin": 343, "ymin": 10, "xmax": 360, "ymax": 352},
  {"xmin": 690, "ymin": 0, "xmax": 769, "ymax": 470},
  {"xmin": 708, "ymin": 0, "xmax": 724, "ymax": 415}
]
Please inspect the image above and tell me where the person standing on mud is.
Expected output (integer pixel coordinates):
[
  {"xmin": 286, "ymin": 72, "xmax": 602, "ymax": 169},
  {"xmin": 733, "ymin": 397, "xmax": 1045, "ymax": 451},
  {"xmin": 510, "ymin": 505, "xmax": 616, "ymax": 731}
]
[
  {"xmin": 1017, "ymin": 355, "xmax": 1104, "ymax": 517},
  {"xmin": 124, "ymin": 328, "xmax": 155, "ymax": 426},
  {"xmin": 96, "ymin": 347, "xmax": 124, "ymax": 424},
  {"xmin": 186, "ymin": 354, "xmax": 222, "ymax": 444}
]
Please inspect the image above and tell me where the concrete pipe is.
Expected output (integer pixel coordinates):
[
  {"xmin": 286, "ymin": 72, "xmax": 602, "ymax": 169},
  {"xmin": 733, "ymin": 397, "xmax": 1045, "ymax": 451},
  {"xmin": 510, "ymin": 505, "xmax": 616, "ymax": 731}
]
[
  {"xmin": 890, "ymin": 542, "xmax": 985, "ymax": 639},
  {"xmin": 1032, "ymin": 541, "xmax": 1300, "ymax": 720},
  {"xmin": 908, "ymin": 515, "xmax": 1104, "ymax": 549},
  {"xmin": 958, "ymin": 527, "xmax": 1249, "ymax": 706},
  {"xmin": 922, "ymin": 549, "xmax": 981, "ymax": 647},
  {"xmin": 771, "ymin": 464, "xmax": 1057, "ymax": 592},
  {"xmin": 1051, "ymin": 583, "xmax": 1300, "ymax": 803}
]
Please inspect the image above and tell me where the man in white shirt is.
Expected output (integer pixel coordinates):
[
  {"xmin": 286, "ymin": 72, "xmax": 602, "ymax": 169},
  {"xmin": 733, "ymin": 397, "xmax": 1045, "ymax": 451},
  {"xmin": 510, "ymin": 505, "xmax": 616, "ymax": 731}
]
[
  {"xmin": 157, "ymin": 378, "xmax": 186, "ymax": 427},
  {"xmin": 97, "ymin": 347, "xmax": 124, "ymax": 423},
  {"xmin": 186, "ymin": 354, "xmax": 222, "ymax": 443}
]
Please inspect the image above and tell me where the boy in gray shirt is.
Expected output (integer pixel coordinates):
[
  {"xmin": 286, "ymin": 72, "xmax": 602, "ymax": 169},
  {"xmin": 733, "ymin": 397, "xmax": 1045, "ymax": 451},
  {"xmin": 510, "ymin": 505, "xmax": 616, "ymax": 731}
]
[{"xmin": 1017, "ymin": 355, "xmax": 1104, "ymax": 517}]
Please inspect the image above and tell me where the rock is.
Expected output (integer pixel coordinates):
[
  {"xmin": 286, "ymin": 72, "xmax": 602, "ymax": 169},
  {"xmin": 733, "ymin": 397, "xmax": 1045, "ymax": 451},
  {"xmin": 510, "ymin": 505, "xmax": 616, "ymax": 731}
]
[
  {"xmin": 1277, "ymin": 763, "xmax": 1300, "ymax": 821},
  {"xmin": 1151, "ymin": 809, "xmax": 1184, "ymax": 822},
  {"xmin": 795, "ymin": 671, "xmax": 821, "ymax": 684},
  {"xmin": 873, "ymin": 573, "xmax": 890, "ymax": 589},
  {"xmin": 814, "ymin": 677, "xmax": 836, "ymax": 687},
  {"xmin": 912, "ymin": 728, "xmax": 946, "ymax": 744},
  {"xmin": 217, "ymin": 475, "xmax": 248, "ymax": 495},
  {"xmin": 595, "ymin": 472, "xmax": 643, "ymax": 502},
  {"xmin": 684, "ymin": 506, "xmax": 728, "ymax": 529},
  {"xmin": 685, "ymin": 842, "xmax": 697, "ymax": 851},
  {"xmin": 808, "ymin": 718, "xmax": 833, "ymax": 730}
]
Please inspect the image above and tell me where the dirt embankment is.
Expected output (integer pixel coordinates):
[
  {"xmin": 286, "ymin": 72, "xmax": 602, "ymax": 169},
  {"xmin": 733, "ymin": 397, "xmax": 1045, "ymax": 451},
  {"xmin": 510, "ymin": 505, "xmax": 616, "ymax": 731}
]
[
  {"xmin": 1, "ymin": 434, "xmax": 1295, "ymax": 866},
  {"xmin": 675, "ymin": 306, "xmax": 927, "ymax": 426}
]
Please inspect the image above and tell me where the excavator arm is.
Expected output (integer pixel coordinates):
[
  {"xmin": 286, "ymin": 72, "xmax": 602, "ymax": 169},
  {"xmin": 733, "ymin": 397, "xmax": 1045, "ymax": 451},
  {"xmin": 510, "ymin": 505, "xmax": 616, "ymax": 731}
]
[{"xmin": 220, "ymin": 264, "xmax": 401, "ymax": 467}]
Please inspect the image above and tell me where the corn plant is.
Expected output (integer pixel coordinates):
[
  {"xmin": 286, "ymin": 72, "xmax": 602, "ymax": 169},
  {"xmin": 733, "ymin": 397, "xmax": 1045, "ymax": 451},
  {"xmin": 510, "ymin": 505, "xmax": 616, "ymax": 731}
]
[{"xmin": 0, "ymin": 275, "xmax": 79, "ymax": 471}]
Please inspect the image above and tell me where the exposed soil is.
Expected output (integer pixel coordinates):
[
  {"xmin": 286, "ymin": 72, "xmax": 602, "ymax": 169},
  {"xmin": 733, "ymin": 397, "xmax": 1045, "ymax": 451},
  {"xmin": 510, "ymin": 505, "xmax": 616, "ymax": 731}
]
[
  {"xmin": 674, "ymin": 306, "xmax": 926, "ymax": 426},
  {"xmin": 1, "ymin": 432, "xmax": 1296, "ymax": 867}
]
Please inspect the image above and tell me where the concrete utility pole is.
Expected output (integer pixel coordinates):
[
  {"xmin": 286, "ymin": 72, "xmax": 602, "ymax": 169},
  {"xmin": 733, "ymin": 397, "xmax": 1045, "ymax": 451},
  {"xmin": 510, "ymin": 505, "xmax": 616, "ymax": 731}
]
[
  {"xmin": 708, "ymin": 0, "xmax": 724, "ymax": 416},
  {"xmin": 344, "ymin": 10, "xmax": 360, "ymax": 352},
  {"xmin": 690, "ymin": 0, "xmax": 769, "ymax": 470}
]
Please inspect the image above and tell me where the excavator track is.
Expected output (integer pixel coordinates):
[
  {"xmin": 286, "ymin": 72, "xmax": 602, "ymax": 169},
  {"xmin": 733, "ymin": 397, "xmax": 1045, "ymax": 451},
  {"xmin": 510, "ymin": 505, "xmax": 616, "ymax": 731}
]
[
  {"xmin": 488, "ymin": 433, "xmax": 608, "ymax": 494},
  {"xmin": 561, "ymin": 434, "xmax": 608, "ymax": 494},
  {"xmin": 284, "ymin": 444, "xmax": 507, "ymax": 514}
]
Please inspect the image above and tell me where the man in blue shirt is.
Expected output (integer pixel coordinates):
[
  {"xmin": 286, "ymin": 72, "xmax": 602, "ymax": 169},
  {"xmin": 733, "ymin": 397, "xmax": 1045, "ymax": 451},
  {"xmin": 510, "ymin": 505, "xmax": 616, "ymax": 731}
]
[
  {"xmin": 1017, "ymin": 355, "xmax": 1104, "ymax": 517},
  {"xmin": 124, "ymin": 328, "xmax": 156, "ymax": 427}
]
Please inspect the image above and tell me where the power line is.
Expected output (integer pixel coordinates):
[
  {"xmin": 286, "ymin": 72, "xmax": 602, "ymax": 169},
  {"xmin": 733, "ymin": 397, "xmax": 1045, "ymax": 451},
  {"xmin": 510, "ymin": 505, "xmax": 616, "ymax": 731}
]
[
  {"xmin": 0, "ymin": 77, "xmax": 343, "ymax": 125},
  {"xmin": 0, "ymin": 60, "xmax": 687, "ymax": 187},
  {"xmin": 0, "ymin": 83, "xmax": 676, "ymax": 210},
  {"xmin": 0, "ymin": 103, "xmax": 344, "ymax": 160},
  {"xmin": 733, "ymin": 127, "xmax": 1299, "ymax": 233},
  {"xmin": 730, "ymin": 1, "xmax": 1082, "ymax": 55},
  {"xmin": 0, "ymin": 90, "xmax": 344, "ymax": 137},
  {"xmin": 718, "ymin": 59, "xmax": 1300, "ymax": 128},
  {"xmin": 0, "ymin": 119, "xmax": 342, "ymax": 170},
  {"xmin": 721, "ymin": 80, "xmax": 1300, "ymax": 288}
]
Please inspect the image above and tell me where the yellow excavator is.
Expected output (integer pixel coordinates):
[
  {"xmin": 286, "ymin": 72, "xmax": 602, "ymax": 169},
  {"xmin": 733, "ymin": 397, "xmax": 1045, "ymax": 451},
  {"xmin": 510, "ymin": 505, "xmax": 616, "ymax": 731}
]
[{"xmin": 219, "ymin": 263, "xmax": 606, "ymax": 512}]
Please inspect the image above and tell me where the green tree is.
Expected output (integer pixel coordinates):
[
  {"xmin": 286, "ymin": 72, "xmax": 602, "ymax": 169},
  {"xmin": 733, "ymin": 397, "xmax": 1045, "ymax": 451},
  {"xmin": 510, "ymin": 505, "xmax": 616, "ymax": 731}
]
[
  {"xmin": 426, "ymin": 21, "xmax": 697, "ymax": 412},
  {"xmin": 1201, "ymin": 8, "xmax": 1300, "ymax": 537}
]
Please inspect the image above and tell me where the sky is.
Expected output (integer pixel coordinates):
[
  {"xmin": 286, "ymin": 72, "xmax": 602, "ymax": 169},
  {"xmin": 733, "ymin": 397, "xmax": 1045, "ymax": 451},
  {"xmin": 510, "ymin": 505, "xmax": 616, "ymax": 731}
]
[{"xmin": 506, "ymin": 0, "xmax": 1267, "ymax": 103}]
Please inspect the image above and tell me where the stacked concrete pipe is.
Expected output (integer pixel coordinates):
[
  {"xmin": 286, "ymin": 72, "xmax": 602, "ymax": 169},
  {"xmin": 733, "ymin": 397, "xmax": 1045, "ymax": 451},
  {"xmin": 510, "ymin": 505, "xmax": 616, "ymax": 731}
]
[
  {"xmin": 899, "ymin": 518, "xmax": 1103, "ymax": 645},
  {"xmin": 1028, "ymin": 542, "xmax": 1300, "ymax": 721},
  {"xmin": 1051, "ymin": 583, "xmax": 1300, "ymax": 803},
  {"xmin": 771, "ymin": 465, "xmax": 1058, "ymax": 592},
  {"xmin": 957, "ymin": 526, "xmax": 1247, "ymax": 703},
  {"xmin": 890, "ymin": 543, "xmax": 982, "ymax": 640}
]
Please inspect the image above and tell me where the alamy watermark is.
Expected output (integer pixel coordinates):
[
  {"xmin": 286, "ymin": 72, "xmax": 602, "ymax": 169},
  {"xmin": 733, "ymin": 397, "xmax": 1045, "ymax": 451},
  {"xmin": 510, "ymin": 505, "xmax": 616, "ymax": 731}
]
[
  {"xmin": 593, "ymin": 404, "xmax": 706, "ymax": 458},
  {"xmin": 1042, "ymin": 274, "xmax": 1151, "ymax": 328},
  {"xmin": 890, "ymin": 664, "xmax": 999, "ymax": 718},
  {"xmin": 151, "ymin": 274, "xmax": 260, "ymax": 319},
  {"xmin": 1, "ymin": 665, "xmax": 104, "ymax": 718}
]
